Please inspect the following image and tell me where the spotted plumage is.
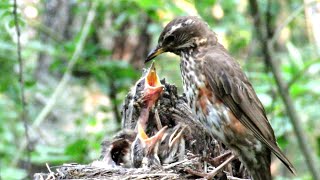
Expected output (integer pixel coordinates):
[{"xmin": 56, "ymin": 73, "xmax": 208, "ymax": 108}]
[{"xmin": 146, "ymin": 16, "xmax": 295, "ymax": 180}]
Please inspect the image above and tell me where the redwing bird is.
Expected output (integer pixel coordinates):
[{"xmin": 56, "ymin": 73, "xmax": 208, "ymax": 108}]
[{"xmin": 146, "ymin": 16, "xmax": 295, "ymax": 180}]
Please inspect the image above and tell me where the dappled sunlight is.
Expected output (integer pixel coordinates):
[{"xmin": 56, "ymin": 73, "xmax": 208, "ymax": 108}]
[{"xmin": 211, "ymin": 3, "xmax": 224, "ymax": 20}]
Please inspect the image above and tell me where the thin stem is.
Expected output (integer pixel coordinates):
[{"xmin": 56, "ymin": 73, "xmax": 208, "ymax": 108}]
[{"xmin": 13, "ymin": 0, "xmax": 31, "ymax": 176}]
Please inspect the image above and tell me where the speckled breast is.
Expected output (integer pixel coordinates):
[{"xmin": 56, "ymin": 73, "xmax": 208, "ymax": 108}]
[{"xmin": 180, "ymin": 53, "xmax": 261, "ymax": 153}]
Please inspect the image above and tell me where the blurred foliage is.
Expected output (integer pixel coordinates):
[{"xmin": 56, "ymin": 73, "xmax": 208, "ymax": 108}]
[{"xmin": 0, "ymin": 0, "xmax": 319, "ymax": 179}]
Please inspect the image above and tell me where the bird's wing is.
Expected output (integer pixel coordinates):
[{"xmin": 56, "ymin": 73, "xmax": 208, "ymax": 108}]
[{"xmin": 202, "ymin": 46, "xmax": 295, "ymax": 174}]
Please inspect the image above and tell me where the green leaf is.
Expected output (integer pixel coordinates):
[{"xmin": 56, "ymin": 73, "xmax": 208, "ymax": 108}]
[
  {"xmin": 194, "ymin": 0, "xmax": 216, "ymax": 24},
  {"xmin": 32, "ymin": 145, "xmax": 72, "ymax": 164},
  {"xmin": 1, "ymin": 167, "xmax": 27, "ymax": 180},
  {"xmin": 286, "ymin": 42, "xmax": 303, "ymax": 70},
  {"xmin": 134, "ymin": 0, "xmax": 163, "ymax": 10},
  {"xmin": 65, "ymin": 139, "xmax": 89, "ymax": 163},
  {"xmin": 277, "ymin": 135, "xmax": 289, "ymax": 149}
]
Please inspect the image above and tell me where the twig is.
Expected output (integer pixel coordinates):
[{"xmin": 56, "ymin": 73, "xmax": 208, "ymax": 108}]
[
  {"xmin": 163, "ymin": 159, "xmax": 189, "ymax": 169},
  {"xmin": 205, "ymin": 155, "xmax": 235, "ymax": 179},
  {"xmin": 227, "ymin": 176, "xmax": 250, "ymax": 180},
  {"xmin": 184, "ymin": 167, "xmax": 207, "ymax": 178},
  {"xmin": 184, "ymin": 155, "xmax": 236, "ymax": 179},
  {"xmin": 123, "ymin": 173, "xmax": 178, "ymax": 180},
  {"xmin": 45, "ymin": 163, "xmax": 55, "ymax": 180},
  {"xmin": 204, "ymin": 151, "xmax": 232, "ymax": 167},
  {"xmin": 45, "ymin": 163, "xmax": 52, "ymax": 173},
  {"xmin": 248, "ymin": 0, "xmax": 320, "ymax": 179},
  {"xmin": 11, "ymin": 1, "xmax": 98, "ymax": 167},
  {"xmin": 13, "ymin": 0, "xmax": 31, "ymax": 176}
]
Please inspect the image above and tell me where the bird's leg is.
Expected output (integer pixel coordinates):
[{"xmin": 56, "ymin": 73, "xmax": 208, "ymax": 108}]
[
  {"xmin": 227, "ymin": 160, "xmax": 233, "ymax": 177},
  {"xmin": 205, "ymin": 154, "xmax": 236, "ymax": 179},
  {"xmin": 178, "ymin": 138, "xmax": 185, "ymax": 161},
  {"xmin": 154, "ymin": 109, "xmax": 163, "ymax": 130},
  {"xmin": 203, "ymin": 150, "xmax": 208, "ymax": 173}
]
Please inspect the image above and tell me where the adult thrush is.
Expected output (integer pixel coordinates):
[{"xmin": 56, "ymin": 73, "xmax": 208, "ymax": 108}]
[{"xmin": 146, "ymin": 16, "xmax": 295, "ymax": 180}]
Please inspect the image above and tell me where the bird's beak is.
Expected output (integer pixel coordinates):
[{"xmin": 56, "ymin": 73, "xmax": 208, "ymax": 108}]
[
  {"xmin": 145, "ymin": 46, "xmax": 164, "ymax": 63},
  {"xmin": 138, "ymin": 122, "xmax": 168, "ymax": 150},
  {"xmin": 142, "ymin": 62, "xmax": 164, "ymax": 103},
  {"xmin": 146, "ymin": 62, "xmax": 163, "ymax": 89},
  {"xmin": 169, "ymin": 125, "xmax": 186, "ymax": 148}
]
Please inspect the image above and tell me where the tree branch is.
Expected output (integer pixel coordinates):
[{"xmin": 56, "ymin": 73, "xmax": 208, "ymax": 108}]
[
  {"xmin": 109, "ymin": 80, "xmax": 121, "ymax": 127},
  {"xmin": 248, "ymin": 0, "xmax": 320, "ymax": 179},
  {"xmin": 13, "ymin": 0, "xmax": 31, "ymax": 176},
  {"xmin": 11, "ymin": 1, "xmax": 98, "ymax": 167}
]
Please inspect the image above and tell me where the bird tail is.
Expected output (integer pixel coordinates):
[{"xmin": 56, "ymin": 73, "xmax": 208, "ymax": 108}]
[{"xmin": 268, "ymin": 142, "xmax": 296, "ymax": 175}]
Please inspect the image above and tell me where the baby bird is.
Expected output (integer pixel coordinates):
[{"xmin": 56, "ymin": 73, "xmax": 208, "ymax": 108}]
[
  {"xmin": 157, "ymin": 123, "xmax": 187, "ymax": 164},
  {"xmin": 93, "ymin": 129, "xmax": 136, "ymax": 168},
  {"xmin": 131, "ymin": 122, "xmax": 167, "ymax": 168}
]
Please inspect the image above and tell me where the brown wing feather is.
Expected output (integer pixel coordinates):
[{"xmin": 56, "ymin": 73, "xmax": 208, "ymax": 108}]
[{"xmin": 202, "ymin": 46, "xmax": 296, "ymax": 174}]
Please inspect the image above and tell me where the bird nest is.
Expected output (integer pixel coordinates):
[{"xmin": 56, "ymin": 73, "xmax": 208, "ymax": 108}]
[
  {"xmin": 34, "ymin": 153, "xmax": 247, "ymax": 180},
  {"xmin": 34, "ymin": 67, "xmax": 250, "ymax": 180}
]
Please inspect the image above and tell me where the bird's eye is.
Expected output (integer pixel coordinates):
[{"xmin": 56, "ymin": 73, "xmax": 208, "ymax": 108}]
[
  {"xmin": 137, "ymin": 80, "xmax": 143, "ymax": 88},
  {"xmin": 165, "ymin": 35, "xmax": 175, "ymax": 43}
]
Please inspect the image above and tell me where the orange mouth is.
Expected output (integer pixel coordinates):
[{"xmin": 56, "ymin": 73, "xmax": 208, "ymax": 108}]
[
  {"xmin": 142, "ymin": 62, "xmax": 164, "ymax": 103},
  {"xmin": 146, "ymin": 62, "xmax": 163, "ymax": 88},
  {"xmin": 137, "ymin": 121, "xmax": 168, "ymax": 149}
]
